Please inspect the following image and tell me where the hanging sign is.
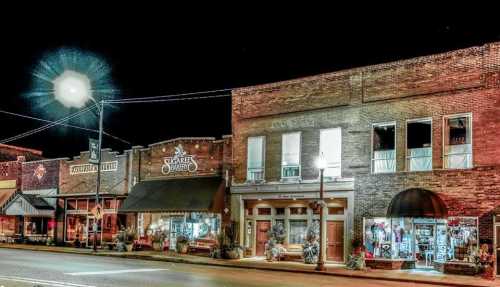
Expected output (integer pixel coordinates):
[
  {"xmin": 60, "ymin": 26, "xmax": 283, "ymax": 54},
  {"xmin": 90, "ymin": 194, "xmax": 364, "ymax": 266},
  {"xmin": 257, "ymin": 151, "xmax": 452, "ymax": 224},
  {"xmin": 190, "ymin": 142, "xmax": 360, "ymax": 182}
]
[
  {"xmin": 89, "ymin": 138, "xmax": 100, "ymax": 164},
  {"xmin": 161, "ymin": 144, "xmax": 198, "ymax": 174}
]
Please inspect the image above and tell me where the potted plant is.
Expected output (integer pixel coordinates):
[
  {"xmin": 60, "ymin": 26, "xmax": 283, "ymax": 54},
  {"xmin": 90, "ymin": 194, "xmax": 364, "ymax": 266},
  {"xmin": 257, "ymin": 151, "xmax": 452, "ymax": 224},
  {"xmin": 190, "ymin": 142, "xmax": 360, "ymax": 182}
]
[
  {"xmin": 223, "ymin": 221, "xmax": 244, "ymax": 259},
  {"xmin": 125, "ymin": 228, "xmax": 136, "ymax": 252},
  {"xmin": 303, "ymin": 221, "xmax": 319, "ymax": 264},
  {"xmin": 152, "ymin": 230, "xmax": 166, "ymax": 251},
  {"xmin": 265, "ymin": 222, "xmax": 286, "ymax": 261},
  {"xmin": 116, "ymin": 227, "xmax": 136, "ymax": 252},
  {"xmin": 176, "ymin": 234, "xmax": 189, "ymax": 254}
]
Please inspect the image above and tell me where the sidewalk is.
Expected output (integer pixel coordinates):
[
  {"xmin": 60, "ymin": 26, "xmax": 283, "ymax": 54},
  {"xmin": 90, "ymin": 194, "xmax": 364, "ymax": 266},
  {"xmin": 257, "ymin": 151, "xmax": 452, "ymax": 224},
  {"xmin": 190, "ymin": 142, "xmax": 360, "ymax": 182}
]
[{"xmin": 0, "ymin": 243, "xmax": 498, "ymax": 287}]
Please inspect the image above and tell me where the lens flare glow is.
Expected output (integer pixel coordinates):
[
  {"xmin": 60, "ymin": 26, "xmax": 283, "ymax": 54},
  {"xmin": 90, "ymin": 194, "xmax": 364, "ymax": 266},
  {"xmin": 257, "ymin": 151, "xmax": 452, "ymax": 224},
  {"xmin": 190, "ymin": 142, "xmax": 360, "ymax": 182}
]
[{"xmin": 25, "ymin": 48, "xmax": 117, "ymax": 124}]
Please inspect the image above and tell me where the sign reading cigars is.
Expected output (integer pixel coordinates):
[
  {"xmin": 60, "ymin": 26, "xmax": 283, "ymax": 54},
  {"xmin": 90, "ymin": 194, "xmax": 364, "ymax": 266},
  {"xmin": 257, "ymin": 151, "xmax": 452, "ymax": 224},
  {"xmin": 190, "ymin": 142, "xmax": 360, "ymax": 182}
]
[
  {"xmin": 161, "ymin": 144, "xmax": 198, "ymax": 175},
  {"xmin": 70, "ymin": 161, "xmax": 118, "ymax": 175}
]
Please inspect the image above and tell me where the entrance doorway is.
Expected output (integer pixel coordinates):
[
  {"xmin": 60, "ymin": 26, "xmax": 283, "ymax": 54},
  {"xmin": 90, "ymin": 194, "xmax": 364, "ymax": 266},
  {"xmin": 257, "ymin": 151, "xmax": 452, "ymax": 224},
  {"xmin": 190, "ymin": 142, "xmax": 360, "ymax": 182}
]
[
  {"xmin": 495, "ymin": 223, "xmax": 500, "ymax": 276},
  {"xmin": 256, "ymin": 220, "xmax": 270, "ymax": 256},
  {"xmin": 327, "ymin": 220, "xmax": 344, "ymax": 262},
  {"xmin": 86, "ymin": 217, "xmax": 102, "ymax": 248},
  {"xmin": 414, "ymin": 223, "xmax": 435, "ymax": 268}
]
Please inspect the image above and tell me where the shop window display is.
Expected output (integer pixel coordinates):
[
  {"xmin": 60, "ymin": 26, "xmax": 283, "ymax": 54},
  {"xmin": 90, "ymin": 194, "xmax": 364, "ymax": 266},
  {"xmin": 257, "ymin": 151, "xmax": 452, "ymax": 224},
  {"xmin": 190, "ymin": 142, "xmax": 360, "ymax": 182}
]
[
  {"xmin": 364, "ymin": 218, "xmax": 392, "ymax": 258},
  {"xmin": 289, "ymin": 220, "xmax": 307, "ymax": 244}
]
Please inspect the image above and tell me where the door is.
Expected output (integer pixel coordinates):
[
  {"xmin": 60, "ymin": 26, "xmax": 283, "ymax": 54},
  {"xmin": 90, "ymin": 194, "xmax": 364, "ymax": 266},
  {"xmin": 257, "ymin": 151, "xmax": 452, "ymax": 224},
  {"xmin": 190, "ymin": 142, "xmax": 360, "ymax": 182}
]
[
  {"xmin": 327, "ymin": 221, "xmax": 344, "ymax": 262},
  {"xmin": 496, "ymin": 225, "xmax": 500, "ymax": 276},
  {"xmin": 87, "ymin": 217, "xmax": 102, "ymax": 248},
  {"xmin": 256, "ymin": 220, "xmax": 271, "ymax": 256}
]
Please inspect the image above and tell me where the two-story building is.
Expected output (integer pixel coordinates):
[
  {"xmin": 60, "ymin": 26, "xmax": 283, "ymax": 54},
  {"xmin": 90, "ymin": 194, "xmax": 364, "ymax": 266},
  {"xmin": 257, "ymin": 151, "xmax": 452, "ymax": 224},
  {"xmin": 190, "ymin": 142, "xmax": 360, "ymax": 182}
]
[{"xmin": 231, "ymin": 42, "xmax": 500, "ymax": 274}]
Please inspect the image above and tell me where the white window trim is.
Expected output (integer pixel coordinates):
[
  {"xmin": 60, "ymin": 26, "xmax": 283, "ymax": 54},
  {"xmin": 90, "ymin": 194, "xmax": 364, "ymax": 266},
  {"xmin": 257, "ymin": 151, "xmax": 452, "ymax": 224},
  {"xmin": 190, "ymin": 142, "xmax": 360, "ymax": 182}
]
[
  {"xmin": 405, "ymin": 117, "xmax": 433, "ymax": 172},
  {"xmin": 246, "ymin": 135, "xmax": 266, "ymax": 182},
  {"xmin": 319, "ymin": 128, "xmax": 342, "ymax": 179},
  {"xmin": 281, "ymin": 132, "xmax": 301, "ymax": 180},
  {"xmin": 442, "ymin": 112, "xmax": 473, "ymax": 170},
  {"xmin": 371, "ymin": 121, "xmax": 397, "ymax": 174}
]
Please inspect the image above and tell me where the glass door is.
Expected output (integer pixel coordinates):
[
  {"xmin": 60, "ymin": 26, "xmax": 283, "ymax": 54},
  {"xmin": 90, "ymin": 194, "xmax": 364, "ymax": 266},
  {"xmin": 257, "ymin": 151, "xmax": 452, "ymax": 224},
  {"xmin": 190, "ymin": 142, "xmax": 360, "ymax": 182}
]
[
  {"xmin": 87, "ymin": 216, "xmax": 102, "ymax": 248},
  {"xmin": 170, "ymin": 217, "xmax": 183, "ymax": 250}
]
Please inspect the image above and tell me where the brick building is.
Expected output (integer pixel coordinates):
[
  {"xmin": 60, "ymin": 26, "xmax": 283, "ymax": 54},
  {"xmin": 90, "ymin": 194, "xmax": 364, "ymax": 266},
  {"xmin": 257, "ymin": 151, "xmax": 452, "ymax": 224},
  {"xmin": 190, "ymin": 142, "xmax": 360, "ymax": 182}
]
[
  {"xmin": 119, "ymin": 137, "xmax": 231, "ymax": 253},
  {"xmin": 0, "ymin": 145, "xmax": 43, "ymax": 240},
  {"xmin": 231, "ymin": 42, "xmax": 500, "ymax": 272},
  {"xmin": 57, "ymin": 148, "xmax": 131, "ymax": 247}
]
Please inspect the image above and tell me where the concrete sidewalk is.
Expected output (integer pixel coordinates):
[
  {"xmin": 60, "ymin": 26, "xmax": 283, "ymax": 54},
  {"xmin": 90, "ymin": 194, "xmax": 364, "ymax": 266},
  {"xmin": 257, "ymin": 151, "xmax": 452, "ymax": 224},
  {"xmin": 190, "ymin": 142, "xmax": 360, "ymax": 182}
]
[{"xmin": 0, "ymin": 243, "xmax": 497, "ymax": 287}]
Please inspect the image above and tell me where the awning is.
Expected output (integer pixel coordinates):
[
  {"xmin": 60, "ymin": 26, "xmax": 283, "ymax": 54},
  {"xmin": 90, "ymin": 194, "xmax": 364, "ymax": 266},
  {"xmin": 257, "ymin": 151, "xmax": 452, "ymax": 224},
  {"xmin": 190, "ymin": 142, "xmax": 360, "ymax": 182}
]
[
  {"xmin": 0, "ymin": 188, "xmax": 17, "ymax": 211},
  {"xmin": 4, "ymin": 194, "xmax": 54, "ymax": 217},
  {"xmin": 387, "ymin": 188, "xmax": 448, "ymax": 218},
  {"xmin": 119, "ymin": 177, "xmax": 224, "ymax": 213}
]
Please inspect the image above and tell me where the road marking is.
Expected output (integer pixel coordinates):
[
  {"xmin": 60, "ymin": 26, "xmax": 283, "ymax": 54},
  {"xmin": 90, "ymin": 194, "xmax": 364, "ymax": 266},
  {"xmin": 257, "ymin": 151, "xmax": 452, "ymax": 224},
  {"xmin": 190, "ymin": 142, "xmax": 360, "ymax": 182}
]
[
  {"xmin": 66, "ymin": 268, "xmax": 168, "ymax": 276},
  {"xmin": 0, "ymin": 275, "xmax": 96, "ymax": 287}
]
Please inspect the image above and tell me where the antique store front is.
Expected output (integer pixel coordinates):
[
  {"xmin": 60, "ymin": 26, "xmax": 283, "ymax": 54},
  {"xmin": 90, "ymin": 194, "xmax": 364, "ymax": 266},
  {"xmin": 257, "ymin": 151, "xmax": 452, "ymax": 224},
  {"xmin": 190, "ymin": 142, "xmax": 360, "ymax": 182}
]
[{"xmin": 119, "ymin": 137, "xmax": 231, "ymax": 254}]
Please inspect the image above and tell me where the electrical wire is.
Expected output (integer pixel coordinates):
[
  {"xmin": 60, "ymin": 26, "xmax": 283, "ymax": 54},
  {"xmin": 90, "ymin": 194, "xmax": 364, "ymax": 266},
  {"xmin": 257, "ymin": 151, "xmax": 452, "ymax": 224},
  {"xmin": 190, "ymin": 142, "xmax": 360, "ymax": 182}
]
[
  {"xmin": 0, "ymin": 109, "xmax": 132, "ymax": 145},
  {"xmin": 0, "ymin": 106, "xmax": 96, "ymax": 144},
  {"xmin": 105, "ymin": 93, "xmax": 230, "ymax": 104},
  {"xmin": 103, "ymin": 87, "xmax": 232, "ymax": 103}
]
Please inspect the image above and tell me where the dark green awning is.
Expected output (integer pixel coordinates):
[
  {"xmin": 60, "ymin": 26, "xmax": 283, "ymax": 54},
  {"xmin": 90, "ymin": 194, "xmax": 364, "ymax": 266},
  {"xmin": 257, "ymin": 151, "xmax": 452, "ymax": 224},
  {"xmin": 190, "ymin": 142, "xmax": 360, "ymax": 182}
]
[{"xmin": 119, "ymin": 177, "xmax": 224, "ymax": 213}]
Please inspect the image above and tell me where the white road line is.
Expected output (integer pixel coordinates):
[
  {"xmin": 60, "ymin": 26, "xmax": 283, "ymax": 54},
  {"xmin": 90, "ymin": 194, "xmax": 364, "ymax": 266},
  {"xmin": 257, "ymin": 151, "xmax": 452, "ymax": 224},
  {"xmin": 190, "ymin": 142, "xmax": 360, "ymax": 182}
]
[
  {"xmin": 66, "ymin": 268, "xmax": 168, "ymax": 276},
  {"xmin": 0, "ymin": 275, "xmax": 96, "ymax": 287}
]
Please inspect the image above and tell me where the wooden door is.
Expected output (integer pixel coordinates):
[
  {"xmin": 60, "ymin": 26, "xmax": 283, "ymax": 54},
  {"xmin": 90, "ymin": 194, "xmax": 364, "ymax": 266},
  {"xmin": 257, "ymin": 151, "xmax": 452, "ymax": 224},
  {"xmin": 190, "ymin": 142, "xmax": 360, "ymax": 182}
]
[
  {"xmin": 327, "ymin": 221, "xmax": 344, "ymax": 262},
  {"xmin": 256, "ymin": 220, "xmax": 270, "ymax": 256}
]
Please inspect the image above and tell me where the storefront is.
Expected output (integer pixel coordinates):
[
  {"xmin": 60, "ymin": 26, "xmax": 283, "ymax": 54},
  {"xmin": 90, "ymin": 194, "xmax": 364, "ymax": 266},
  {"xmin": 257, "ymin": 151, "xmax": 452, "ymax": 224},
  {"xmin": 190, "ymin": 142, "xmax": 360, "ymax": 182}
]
[
  {"xmin": 363, "ymin": 189, "xmax": 479, "ymax": 272},
  {"xmin": 120, "ymin": 176, "xmax": 225, "ymax": 253},
  {"xmin": 119, "ymin": 138, "xmax": 231, "ymax": 254},
  {"xmin": 232, "ymin": 180, "xmax": 354, "ymax": 262}
]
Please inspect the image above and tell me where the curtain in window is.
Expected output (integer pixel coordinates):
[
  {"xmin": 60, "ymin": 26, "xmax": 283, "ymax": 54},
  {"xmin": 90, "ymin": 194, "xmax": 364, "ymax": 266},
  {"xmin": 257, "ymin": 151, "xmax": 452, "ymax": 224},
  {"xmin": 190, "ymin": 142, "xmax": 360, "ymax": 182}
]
[
  {"xmin": 373, "ymin": 150, "xmax": 396, "ymax": 173},
  {"xmin": 408, "ymin": 147, "xmax": 432, "ymax": 171},
  {"xmin": 247, "ymin": 137, "xmax": 264, "ymax": 180},
  {"xmin": 445, "ymin": 144, "xmax": 472, "ymax": 169},
  {"xmin": 320, "ymin": 128, "xmax": 342, "ymax": 177}
]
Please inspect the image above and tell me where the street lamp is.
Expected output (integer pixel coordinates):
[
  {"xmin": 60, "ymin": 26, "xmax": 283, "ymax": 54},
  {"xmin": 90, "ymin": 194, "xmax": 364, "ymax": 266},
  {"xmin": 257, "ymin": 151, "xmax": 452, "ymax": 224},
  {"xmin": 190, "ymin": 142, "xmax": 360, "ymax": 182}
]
[
  {"xmin": 53, "ymin": 70, "xmax": 104, "ymax": 252},
  {"xmin": 315, "ymin": 154, "xmax": 327, "ymax": 271}
]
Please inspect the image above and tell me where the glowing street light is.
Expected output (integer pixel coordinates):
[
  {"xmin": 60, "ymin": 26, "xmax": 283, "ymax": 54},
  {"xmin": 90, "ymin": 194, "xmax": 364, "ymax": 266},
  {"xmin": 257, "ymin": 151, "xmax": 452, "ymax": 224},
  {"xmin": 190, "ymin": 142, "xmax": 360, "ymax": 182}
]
[{"xmin": 315, "ymin": 153, "xmax": 327, "ymax": 271}]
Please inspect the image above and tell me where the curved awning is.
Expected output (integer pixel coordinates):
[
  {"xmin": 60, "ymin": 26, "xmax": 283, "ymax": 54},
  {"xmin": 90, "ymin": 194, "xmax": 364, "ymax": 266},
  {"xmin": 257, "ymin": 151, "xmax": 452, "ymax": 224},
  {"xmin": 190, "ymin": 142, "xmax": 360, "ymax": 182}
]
[{"xmin": 387, "ymin": 188, "xmax": 447, "ymax": 218}]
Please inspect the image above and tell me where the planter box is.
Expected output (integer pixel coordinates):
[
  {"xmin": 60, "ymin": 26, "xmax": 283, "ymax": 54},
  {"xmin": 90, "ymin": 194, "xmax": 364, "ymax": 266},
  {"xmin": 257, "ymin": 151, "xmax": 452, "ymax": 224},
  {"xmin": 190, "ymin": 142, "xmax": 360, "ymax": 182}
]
[{"xmin": 365, "ymin": 259, "xmax": 415, "ymax": 270}]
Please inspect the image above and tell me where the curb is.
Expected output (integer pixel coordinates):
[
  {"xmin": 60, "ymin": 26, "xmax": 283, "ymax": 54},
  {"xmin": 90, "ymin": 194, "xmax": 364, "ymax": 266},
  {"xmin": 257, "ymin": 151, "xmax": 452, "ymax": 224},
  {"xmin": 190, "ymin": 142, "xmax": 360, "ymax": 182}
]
[{"xmin": 0, "ymin": 245, "xmax": 494, "ymax": 287}]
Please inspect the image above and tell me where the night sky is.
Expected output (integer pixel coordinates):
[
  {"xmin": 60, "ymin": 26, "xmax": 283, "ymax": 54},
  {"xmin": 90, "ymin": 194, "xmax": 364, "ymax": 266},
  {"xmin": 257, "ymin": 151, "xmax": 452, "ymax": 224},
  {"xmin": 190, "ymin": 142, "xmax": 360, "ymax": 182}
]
[{"xmin": 0, "ymin": 9, "xmax": 499, "ymax": 158}]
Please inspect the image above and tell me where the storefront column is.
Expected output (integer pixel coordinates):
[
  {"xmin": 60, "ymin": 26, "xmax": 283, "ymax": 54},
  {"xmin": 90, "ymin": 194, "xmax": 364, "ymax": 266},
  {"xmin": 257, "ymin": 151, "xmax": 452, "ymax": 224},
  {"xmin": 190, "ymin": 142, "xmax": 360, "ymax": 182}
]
[
  {"xmin": 320, "ymin": 205, "xmax": 327, "ymax": 263},
  {"xmin": 238, "ymin": 196, "xmax": 244, "ymax": 248}
]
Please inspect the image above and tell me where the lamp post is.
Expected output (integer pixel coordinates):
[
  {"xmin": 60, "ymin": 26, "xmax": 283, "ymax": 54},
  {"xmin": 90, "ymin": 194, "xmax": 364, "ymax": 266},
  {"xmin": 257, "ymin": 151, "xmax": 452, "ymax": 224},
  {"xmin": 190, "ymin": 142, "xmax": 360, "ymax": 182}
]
[
  {"xmin": 52, "ymin": 70, "xmax": 104, "ymax": 252},
  {"xmin": 315, "ymin": 154, "xmax": 327, "ymax": 271}
]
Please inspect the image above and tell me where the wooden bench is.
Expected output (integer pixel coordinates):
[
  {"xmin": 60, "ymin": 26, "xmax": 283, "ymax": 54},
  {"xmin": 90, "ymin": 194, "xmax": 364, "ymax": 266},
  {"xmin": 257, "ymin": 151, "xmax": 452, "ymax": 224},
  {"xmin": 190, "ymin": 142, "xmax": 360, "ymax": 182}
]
[{"xmin": 278, "ymin": 244, "xmax": 303, "ymax": 261}]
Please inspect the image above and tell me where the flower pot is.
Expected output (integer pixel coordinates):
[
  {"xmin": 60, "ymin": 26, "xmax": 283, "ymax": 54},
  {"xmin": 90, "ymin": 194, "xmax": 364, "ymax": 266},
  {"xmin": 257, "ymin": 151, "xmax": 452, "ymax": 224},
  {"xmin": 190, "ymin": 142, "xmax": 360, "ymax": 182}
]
[
  {"xmin": 126, "ymin": 243, "xmax": 134, "ymax": 252},
  {"xmin": 177, "ymin": 243, "xmax": 188, "ymax": 254}
]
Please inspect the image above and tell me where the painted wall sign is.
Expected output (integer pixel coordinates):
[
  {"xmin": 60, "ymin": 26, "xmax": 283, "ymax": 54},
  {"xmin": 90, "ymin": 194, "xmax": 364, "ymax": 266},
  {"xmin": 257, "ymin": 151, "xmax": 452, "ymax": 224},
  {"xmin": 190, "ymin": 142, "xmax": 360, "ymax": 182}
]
[
  {"xmin": 70, "ymin": 161, "xmax": 118, "ymax": 175},
  {"xmin": 161, "ymin": 144, "xmax": 198, "ymax": 174},
  {"xmin": 33, "ymin": 164, "xmax": 46, "ymax": 181}
]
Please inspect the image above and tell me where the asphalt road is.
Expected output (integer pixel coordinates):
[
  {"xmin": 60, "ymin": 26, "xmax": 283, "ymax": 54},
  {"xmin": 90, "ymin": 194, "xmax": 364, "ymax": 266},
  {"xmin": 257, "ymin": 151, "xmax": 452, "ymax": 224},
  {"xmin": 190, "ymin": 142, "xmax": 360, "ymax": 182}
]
[{"xmin": 0, "ymin": 249, "xmax": 440, "ymax": 287}]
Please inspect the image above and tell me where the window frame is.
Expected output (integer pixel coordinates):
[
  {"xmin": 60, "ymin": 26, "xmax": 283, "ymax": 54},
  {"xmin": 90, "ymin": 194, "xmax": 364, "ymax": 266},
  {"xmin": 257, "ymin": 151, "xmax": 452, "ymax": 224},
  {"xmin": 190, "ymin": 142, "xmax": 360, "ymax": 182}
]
[
  {"xmin": 405, "ymin": 117, "xmax": 433, "ymax": 172},
  {"xmin": 319, "ymin": 127, "xmax": 342, "ymax": 178},
  {"xmin": 246, "ymin": 135, "xmax": 266, "ymax": 182},
  {"xmin": 281, "ymin": 132, "xmax": 302, "ymax": 180},
  {"xmin": 442, "ymin": 113, "xmax": 473, "ymax": 170},
  {"xmin": 371, "ymin": 121, "xmax": 397, "ymax": 174}
]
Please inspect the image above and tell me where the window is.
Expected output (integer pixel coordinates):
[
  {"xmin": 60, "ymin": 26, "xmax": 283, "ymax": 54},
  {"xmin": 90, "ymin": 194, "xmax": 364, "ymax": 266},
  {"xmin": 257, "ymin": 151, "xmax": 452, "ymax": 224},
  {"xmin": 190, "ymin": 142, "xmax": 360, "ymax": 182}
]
[
  {"xmin": 290, "ymin": 207, "xmax": 307, "ymax": 215},
  {"xmin": 76, "ymin": 199, "xmax": 87, "ymax": 210},
  {"xmin": 444, "ymin": 114, "xmax": 472, "ymax": 169},
  {"xmin": 319, "ymin": 128, "xmax": 342, "ymax": 178},
  {"xmin": 67, "ymin": 199, "xmax": 76, "ymax": 210},
  {"xmin": 289, "ymin": 220, "xmax": 307, "ymax": 244},
  {"xmin": 257, "ymin": 208, "xmax": 271, "ymax": 215},
  {"xmin": 275, "ymin": 208, "xmax": 285, "ymax": 215},
  {"xmin": 247, "ymin": 136, "xmax": 265, "ymax": 181},
  {"xmin": 372, "ymin": 123, "xmax": 396, "ymax": 173},
  {"xmin": 246, "ymin": 208, "xmax": 253, "ymax": 216},
  {"xmin": 407, "ymin": 119, "xmax": 432, "ymax": 171},
  {"xmin": 282, "ymin": 132, "xmax": 301, "ymax": 178}
]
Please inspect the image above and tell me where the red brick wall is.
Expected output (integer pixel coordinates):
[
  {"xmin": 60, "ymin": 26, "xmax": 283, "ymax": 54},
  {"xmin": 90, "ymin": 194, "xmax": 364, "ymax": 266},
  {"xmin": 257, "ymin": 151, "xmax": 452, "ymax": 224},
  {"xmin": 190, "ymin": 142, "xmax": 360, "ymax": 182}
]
[{"xmin": 22, "ymin": 159, "xmax": 61, "ymax": 191}]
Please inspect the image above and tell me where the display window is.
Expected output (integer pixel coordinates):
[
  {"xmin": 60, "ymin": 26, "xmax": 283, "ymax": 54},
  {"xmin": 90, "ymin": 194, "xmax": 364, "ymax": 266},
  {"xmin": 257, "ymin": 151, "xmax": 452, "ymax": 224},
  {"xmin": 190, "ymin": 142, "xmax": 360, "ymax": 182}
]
[
  {"xmin": 66, "ymin": 214, "xmax": 87, "ymax": 242},
  {"xmin": 289, "ymin": 220, "xmax": 307, "ymax": 244}
]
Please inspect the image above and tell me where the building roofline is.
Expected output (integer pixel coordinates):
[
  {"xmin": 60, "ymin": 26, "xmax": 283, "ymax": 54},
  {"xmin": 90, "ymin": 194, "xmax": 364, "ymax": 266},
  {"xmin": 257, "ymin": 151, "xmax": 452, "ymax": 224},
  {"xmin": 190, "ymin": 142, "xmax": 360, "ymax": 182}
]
[
  {"xmin": 0, "ymin": 144, "xmax": 43, "ymax": 156},
  {"xmin": 147, "ymin": 137, "xmax": 217, "ymax": 147},
  {"xmin": 232, "ymin": 41, "xmax": 495, "ymax": 95}
]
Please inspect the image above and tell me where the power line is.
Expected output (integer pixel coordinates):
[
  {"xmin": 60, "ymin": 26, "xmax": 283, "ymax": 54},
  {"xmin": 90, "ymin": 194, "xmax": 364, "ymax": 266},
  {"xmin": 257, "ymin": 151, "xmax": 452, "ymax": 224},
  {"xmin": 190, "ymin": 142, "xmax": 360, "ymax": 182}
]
[
  {"xmin": 104, "ymin": 87, "xmax": 232, "ymax": 103},
  {"xmin": 0, "ymin": 106, "xmax": 96, "ymax": 144},
  {"xmin": 0, "ymin": 109, "xmax": 132, "ymax": 145},
  {"xmin": 106, "ymin": 93, "xmax": 230, "ymax": 104}
]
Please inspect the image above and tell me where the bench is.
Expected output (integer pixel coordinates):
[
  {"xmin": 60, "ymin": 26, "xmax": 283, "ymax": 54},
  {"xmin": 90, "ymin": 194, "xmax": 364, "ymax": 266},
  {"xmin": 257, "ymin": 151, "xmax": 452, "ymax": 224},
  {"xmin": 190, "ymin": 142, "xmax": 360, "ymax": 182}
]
[
  {"xmin": 278, "ymin": 244, "xmax": 303, "ymax": 261},
  {"xmin": 188, "ymin": 238, "xmax": 216, "ymax": 253}
]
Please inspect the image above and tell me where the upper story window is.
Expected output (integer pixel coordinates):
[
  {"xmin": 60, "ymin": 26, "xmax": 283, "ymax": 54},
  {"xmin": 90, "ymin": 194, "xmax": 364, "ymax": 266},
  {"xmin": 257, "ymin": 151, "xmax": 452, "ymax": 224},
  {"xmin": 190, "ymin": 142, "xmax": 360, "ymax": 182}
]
[
  {"xmin": 406, "ymin": 119, "xmax": 432, "ymax": 171},
  {"xmin": 444, "ymin": 114, "xmax": 472, "ymax": 169},
  {"xmin": 319, "ymin": 128, "xmax": 342, "ymax": 178},
  {"xmin": 282, "ymin": 132, "xmax": 301, "ymax": 179},
  {"xmin": 247, "ymin": 136, "xmax": 265, "ymax": 181},
  {"xmin": 372, "ymin": 122, "xmax": 396, "ymax": 173}
]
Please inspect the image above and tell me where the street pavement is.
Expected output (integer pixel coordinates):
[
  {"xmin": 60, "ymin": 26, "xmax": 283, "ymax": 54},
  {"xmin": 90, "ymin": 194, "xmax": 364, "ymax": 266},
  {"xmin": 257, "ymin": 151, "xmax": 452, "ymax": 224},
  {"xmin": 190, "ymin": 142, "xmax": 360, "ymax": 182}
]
[{"xmin": 0, "ymin": 249, "xmax": 442, "ymax": 287}]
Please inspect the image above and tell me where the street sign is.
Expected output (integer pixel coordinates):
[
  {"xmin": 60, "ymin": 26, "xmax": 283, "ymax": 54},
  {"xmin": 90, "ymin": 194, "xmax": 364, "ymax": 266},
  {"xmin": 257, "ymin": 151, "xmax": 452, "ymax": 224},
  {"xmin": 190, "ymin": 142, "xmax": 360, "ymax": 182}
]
[
  {"xmin": 89, "ymin": 138, "xmax": 99, "ymax": 164},
  {"xmin": 91, "ymin": 203, "xmax": 102, "ymax": 220}
]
